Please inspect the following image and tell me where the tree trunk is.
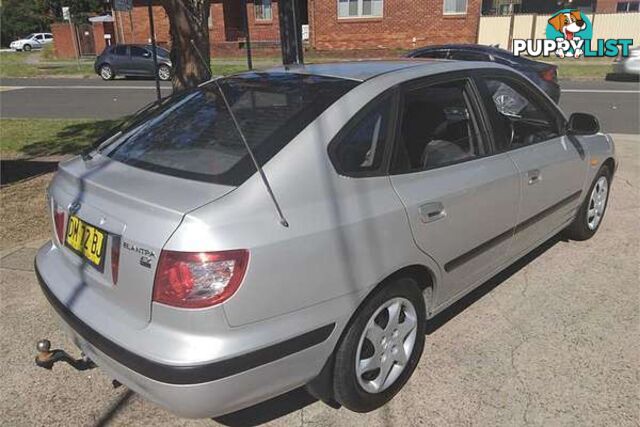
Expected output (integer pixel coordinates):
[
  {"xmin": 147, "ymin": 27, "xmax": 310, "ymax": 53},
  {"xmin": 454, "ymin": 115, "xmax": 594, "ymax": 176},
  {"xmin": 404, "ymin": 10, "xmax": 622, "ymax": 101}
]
[{"xmin": 160, "ymin": 0, "xmax": 211, "ymax": 91}]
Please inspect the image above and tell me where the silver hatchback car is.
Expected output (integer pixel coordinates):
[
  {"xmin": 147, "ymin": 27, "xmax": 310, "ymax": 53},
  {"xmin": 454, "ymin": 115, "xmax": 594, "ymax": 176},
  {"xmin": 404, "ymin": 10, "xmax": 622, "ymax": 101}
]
[{"xmin": 36, "ymin": 60, "xmax": 616, "ymax": 418}]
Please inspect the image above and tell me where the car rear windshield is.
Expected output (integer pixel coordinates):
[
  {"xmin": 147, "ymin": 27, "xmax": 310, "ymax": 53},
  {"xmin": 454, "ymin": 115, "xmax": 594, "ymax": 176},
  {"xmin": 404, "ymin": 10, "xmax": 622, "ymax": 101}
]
[{"xmin": 107, "ymin": 72, "xmax": 358, "ymax": 185}]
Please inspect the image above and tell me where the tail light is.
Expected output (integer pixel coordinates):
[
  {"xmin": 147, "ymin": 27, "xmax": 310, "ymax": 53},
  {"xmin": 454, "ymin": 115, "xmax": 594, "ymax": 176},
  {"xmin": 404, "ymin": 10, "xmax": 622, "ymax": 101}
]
[
  {"xmin": 540, "ymin": 67, "xmax": 557, "ymax": 82},
  {"xmin": 111, "ymin": 235, "xmax": 121, "ymax": 285},
  {"xmin": 153, "ymin": 250, "xmax": 249, "ymax": 308},
  {"xmin": 53, "ymin": 202, "xmax": 65, "ymax": 244}
]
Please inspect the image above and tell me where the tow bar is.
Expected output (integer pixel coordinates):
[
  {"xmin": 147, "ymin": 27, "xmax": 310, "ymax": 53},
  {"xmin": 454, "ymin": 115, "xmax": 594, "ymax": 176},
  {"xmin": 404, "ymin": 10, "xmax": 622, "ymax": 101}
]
[{"xmin": 34, "ymin": 339, "xmax": 96, "ymax": 371}]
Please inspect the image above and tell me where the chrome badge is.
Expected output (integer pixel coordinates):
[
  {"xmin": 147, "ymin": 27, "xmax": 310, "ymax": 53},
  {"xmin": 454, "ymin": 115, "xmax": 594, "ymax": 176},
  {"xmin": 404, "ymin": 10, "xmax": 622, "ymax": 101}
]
[{"xmin": 68, "ymin": 201, "xmax": 81, "ymax": 214}]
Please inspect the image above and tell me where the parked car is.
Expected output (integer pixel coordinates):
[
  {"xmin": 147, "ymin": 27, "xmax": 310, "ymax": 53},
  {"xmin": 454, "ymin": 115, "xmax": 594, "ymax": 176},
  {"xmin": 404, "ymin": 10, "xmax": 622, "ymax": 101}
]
[
  {"xmin": 36, "ymin": 60, "xmax": 615, "ymax": 418},
  {"xmin": 406, "ymin": 44, "xmax": 560, "ymax": 102},
  {"xmin": 613, "ymin": 46, "xmax": 640, "ymax": 77},
  {"xmin": 94, "ymin": 44, "xmax": 172, "ymax": 81},
  {"xmin": 10, "ymin": 32, "xmax": 53, "ymax": 51}
]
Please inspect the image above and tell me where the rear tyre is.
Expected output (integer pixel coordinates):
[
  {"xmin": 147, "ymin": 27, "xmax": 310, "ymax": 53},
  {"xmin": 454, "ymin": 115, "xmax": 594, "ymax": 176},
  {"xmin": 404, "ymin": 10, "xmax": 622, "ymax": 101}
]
[
  {"xmin": 332, "ymin": 278, "xmax": 426, "ymax": 412},
  {"xmin": 158, "ymin": 64, "xmax": 171, "ymax": 81},
  {"xmin": 565, "ymin": 165, "xmax": 611, "ymax": 241},
  {"xmin": 23, "ymin": 44, "xmax": 32, "ymax": 52},
  {"xmin": 100, "ymin": 64, "xmax": 114, "ymax": 80}
]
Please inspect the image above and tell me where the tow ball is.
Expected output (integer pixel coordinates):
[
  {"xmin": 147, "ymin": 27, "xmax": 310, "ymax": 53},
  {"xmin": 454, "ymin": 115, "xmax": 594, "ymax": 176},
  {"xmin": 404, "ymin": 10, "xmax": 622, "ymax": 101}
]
[{"xmin": 35, "ymin": 339, "xmax": 96, "ymax": 371}]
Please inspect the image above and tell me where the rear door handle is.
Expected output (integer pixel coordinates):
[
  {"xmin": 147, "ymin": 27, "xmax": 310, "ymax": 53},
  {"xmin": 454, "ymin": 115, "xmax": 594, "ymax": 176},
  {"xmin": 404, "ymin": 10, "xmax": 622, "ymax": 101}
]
[
  {"xmin": 419, "ymin": 202, "xmax": 446, "ymax": 223},
  {"xmin": 527, "ymin": 169, "xmax": 541, "ymax": 185}
]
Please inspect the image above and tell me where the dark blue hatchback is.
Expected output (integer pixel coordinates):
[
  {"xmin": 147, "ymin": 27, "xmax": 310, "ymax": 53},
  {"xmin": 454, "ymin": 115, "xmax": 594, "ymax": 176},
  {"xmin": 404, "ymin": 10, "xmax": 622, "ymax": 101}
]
[
  {"xmin": 406, "ymin": 44, "xmax": 560, "ymax": 102},
  {"xmin": 94, "ymin": 44, "xmax": 172, "ymax": 81}
]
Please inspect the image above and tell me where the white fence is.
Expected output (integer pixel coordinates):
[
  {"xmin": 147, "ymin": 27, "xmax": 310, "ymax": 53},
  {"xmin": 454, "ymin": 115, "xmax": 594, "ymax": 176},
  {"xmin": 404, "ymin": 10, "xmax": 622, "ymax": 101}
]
[{"xmin": 477, "ymin": 12, "xmax": 640, "ymax": 50}]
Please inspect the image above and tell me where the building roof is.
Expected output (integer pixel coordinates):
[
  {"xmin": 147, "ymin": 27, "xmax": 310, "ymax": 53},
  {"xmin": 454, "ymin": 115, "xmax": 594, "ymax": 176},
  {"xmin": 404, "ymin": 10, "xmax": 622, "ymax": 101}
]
[
  {"xmin": 88, "ymin": 15, "xmax": 115, "ymax": 23},
  {"xmin": 265, "ymin": 59, "xmax": 443, "ymax": 82}
]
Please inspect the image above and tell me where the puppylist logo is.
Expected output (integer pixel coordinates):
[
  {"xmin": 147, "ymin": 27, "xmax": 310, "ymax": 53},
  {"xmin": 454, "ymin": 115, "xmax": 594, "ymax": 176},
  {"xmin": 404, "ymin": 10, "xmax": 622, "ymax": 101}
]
[{"xmin": 513, "ymin": 9, "xmax": 633, "ymax": 58}]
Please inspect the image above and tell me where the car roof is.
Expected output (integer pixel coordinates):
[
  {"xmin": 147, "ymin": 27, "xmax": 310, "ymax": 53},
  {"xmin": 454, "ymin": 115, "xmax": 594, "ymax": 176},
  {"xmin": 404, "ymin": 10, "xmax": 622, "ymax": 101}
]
[
  {"xmin": 412, "ymin": 43, "xmax": 508, "ymax": 53},
  {"xmin": 407, "ymin": 44, "xmax": 549, "ymax": 66},
  {"xmin": 265, "ymin": 59, "xmax": 449, "ymax": 82},
  {"xmin": 111, "ymin": 43, "xmax": 167, "ymax": 50}
]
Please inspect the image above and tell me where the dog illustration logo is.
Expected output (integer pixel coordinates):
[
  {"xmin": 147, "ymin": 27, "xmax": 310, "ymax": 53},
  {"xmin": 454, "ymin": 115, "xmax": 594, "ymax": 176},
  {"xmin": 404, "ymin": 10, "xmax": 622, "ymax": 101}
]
[
  {"xmin": 513, "ymin": 9, "xmax": 632, "ymax": 59},
  {"xmin": 546, "ymin": 9, "xmax": 591, "ymax": 58}
]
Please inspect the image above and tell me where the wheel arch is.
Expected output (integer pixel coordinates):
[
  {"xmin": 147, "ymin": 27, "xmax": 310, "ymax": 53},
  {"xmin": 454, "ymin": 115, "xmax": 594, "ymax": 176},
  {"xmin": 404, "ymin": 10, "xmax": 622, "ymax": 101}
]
[
  {"xmin": 306, "ymin": 262, "xmax": 436, "ymax": 404},
  {"xmin": 99, "ymin": 62, "xmax": 114, "ymax": 73},
  {"xmin": 603, "ymin": 157, "xmax": 616, "ymax": 177}
]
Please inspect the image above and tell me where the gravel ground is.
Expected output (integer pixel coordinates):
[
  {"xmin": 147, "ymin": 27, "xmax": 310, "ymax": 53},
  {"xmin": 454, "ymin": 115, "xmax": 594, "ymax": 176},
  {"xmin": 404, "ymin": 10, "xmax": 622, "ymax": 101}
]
[{"xmin": 0, "ymin": 134, "xmax": 638, "ymax": 426}]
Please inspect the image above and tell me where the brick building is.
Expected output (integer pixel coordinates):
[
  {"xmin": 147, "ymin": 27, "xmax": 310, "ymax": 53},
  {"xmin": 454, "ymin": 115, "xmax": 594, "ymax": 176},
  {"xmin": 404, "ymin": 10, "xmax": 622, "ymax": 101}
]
[
  {"xmin": 312, "ymin": 0, "xmax": 482, "ymax": 49},
  {"xmin": 108, "ymin": 0, "xmax": 482, "ymax": 53},
  {"xmin": 111, "ymin": 0, "xmax": 283, "ymax": 54},
  {"xmin": 53, "ymin": 0, "xmax": 637, "ymax": 59}
]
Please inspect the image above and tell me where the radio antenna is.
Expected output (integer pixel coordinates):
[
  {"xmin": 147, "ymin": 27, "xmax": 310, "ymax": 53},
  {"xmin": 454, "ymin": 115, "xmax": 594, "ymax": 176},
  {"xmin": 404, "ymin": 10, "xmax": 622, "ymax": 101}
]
[
  {"xmin": 188, "ymin": 39, "xmax": 288, "ymax": 227},
  {"xmin": 214, "ymin": 80, "xmax": 290, "ymax": 228}
]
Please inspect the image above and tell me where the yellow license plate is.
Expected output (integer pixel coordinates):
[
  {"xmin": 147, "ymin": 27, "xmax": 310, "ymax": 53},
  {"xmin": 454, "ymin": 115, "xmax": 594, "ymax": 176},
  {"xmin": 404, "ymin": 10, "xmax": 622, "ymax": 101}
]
[{"xmin": 65, "ymin": 215, "xmax": 107, "ymax": 271}]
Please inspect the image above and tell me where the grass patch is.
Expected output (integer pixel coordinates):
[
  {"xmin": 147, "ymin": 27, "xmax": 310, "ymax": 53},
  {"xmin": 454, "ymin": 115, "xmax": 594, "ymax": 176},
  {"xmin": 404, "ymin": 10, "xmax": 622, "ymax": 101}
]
[
  {"xmin": 1, "ymin": 118, "xmax": 121, "ymax": 158},
  {"xmin": 210, "ymin": 63, "xmax": 253, "ymax": 76},
  {"xmin": 532, "ymin": 56, "xmax": 615, "ymax": 80},
  {"xmin": 555, "ymin": 62, "xmax": 614, "ymax": 80},
  {"xmin": 0, "ymin": 51, "xmax": 94, "ymax": 78}
]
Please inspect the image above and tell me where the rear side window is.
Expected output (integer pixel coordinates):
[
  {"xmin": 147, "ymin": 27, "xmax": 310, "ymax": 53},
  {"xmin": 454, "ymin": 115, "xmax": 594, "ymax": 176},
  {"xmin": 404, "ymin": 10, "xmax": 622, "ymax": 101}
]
[
  {"xmin": 107, "ymin": 73, "xmax": 358, "ymax": 185},
  {"xmin": 448, "ymin": 50, "xmax": 491, "ymax": 61},
  {"xmin": 131, "ymin": 46, "xmax": 149, "ymax": 57},
  {"xmin": 329, "ymin": 93, "xmax": 393, "ymax": 176},
  {"xmin": 413, "ymin": 50, "xmax": 449, "ymax": 59}
]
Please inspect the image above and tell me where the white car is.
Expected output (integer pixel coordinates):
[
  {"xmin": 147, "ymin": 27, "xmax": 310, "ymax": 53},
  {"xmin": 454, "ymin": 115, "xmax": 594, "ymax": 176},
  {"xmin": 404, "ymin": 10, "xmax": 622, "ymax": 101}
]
[
  {"xmin": 613, "ymin": 47, "xmax": 640, "ymax": 76},
  {"xmin": 10, "ymin": 33, "xmax": 53, "ymax": 52}
]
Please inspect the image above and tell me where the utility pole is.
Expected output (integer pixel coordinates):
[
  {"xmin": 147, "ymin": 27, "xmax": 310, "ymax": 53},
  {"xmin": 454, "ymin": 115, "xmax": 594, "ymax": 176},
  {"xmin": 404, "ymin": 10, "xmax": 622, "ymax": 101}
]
[
  {"xmin": 278, "ymin": 0, "xmax": 303, "ymax": 66},
  {"xmin": 147, "ymin": 0, "xmax": 162, "ymax": 101},
  {"xmin": 241, "ymin": 0, "xmax": 253, "ymax": 70}
]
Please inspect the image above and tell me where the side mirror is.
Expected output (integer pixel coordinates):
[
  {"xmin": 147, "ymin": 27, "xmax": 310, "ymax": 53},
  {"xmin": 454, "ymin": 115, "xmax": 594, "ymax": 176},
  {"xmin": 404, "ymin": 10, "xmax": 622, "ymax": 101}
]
[
  {"xmin": 567, "ymin": 112, "xmax": 600, "ymax": 135},
  {"xmin": 143, "ymin": 52, "xmax": 151, "ymax": 58}
]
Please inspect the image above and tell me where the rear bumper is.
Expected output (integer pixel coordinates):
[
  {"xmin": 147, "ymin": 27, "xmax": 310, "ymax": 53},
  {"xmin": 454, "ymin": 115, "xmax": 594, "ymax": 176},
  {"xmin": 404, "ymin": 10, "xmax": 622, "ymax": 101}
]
[{"xmin": 35, "ymin": 243, "xmax": 340, "ymax": 418}]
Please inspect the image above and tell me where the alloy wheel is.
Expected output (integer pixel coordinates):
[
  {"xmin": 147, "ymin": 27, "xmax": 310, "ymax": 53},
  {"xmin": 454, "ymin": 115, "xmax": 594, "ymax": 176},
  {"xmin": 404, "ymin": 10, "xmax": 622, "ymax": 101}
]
[
  {"xmin": 587, "ymin": 176, "xmax": 608, "ymax": 230},
  {"xmin": 355, "ymin": 297, "xmax": 418, "ymax": 394},
  {"xmin": 158, "ymin": 65, "xmax": 171, "ymax": 81},
  {"xmin": 100, "ymin": 65, "xmax": 113, "ymax": 80}
]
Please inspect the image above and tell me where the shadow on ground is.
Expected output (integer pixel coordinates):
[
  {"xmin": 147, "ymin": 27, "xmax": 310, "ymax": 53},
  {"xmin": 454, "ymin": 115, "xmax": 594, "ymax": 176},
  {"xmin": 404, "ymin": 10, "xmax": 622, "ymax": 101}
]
[
  {"xmin": 19, "ymin": 119, "xmax": 122, "ymax": 158},
  {"xmin": 215, "ymin": 387, "xmax": 318, "ymax": 427},
  {"xmin": 1, "ymin": 119, "xmax": 122, "ymax": 185},
  {"xmin": 605, "ymin": 73, "xmax": 640, "ymax": 82},
  {"xmin": 0, "ymin": 159, "xmax": 59, "ymax": 185},
  {"xmin": 93, "ymin": 389, "xmax": 135, "ymax": 427},
  {"xmin": 426, "ymin": 233, "xmax": 564, "ymax": 334},
  {"xmin": 212, "ymin": 234, "xmax": 565, "ymax": 427}
]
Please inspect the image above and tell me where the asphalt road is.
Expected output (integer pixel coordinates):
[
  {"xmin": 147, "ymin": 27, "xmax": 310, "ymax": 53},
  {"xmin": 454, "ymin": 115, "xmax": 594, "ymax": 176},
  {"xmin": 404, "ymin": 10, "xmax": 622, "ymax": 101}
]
[
  {"xmin": 0, "ymin": 78, "xmax": 173, "ymax": 122},
  {"xmin": 1, "ymin": 135, "xmax": 637, "ymax": 426},
  {"xmin": 1, "ymin": 77, "xmax": 639, "ymax": 134}
]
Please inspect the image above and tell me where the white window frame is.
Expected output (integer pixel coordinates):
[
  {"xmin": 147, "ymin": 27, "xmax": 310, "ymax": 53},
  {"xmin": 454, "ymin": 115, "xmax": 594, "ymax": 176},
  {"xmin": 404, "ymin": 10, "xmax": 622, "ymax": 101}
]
[
  {"xmin": 443, "ymin": 0, "xmax": 468, "ymax": 15},
  {"xmin": 337, "ymin": 0, "xmax": 384, "ymax": 19},
  {"xmin": 254, "ymin": 0, "xmax": 273, "ymax": 21}
]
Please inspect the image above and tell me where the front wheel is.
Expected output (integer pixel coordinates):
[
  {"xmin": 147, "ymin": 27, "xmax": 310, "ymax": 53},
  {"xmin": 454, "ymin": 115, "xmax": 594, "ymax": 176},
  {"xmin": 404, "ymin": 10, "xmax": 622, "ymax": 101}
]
[
  {"xmin": 99, "ymin": 64, "xmax": 114, "ymax": 80},
  {"xmin": 158, "ymin": 64, "xmax": 171, "ymax": 81},
  {"xmin": 23, "ymin": 44, "xmax": 32, "ymax": 52},
  {"xmin": 565, "ymin": 165, "xmax": 611, "ymax": 241},
  {"xmin": 332, "ymin": 278, "xmax": 426, "ymax": 412}
]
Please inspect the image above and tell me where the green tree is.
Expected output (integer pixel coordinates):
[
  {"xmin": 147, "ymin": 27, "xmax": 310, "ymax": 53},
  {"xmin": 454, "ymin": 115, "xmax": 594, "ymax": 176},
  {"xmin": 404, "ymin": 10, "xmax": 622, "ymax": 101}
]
[
  {"xmin": 64, "ymin": 0, "xmax": 104, "ymax": 24},
  {"xmin": 0, "ymin": 0, "xmax": 52, "ymax": 47},
  {"xmin": 160, "ymin": 0, "xmax": 211, "ymax": 91}
]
